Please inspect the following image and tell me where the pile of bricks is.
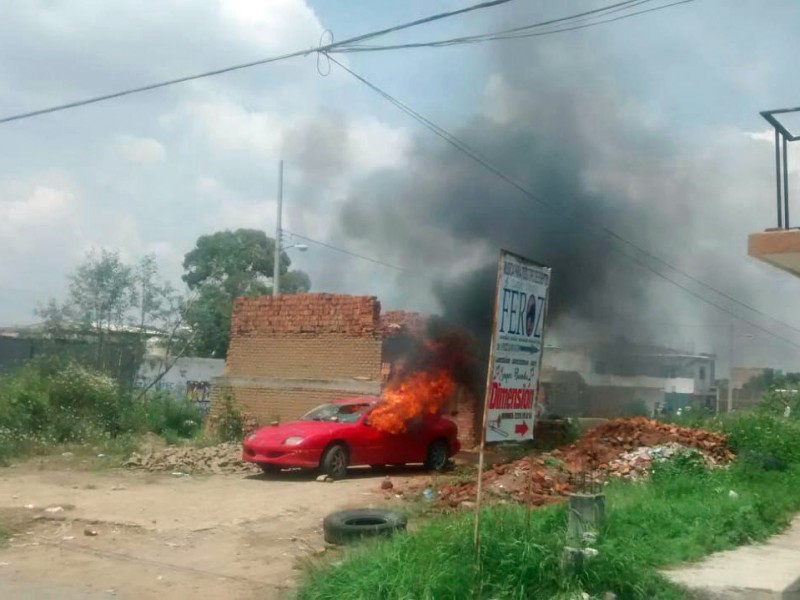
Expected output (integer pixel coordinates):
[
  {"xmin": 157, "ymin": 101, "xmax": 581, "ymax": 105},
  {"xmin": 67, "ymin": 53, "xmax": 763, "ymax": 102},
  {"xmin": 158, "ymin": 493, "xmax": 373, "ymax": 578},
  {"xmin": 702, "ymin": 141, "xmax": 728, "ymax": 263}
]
[
  {"xmin": 551, "ymin": 417, "xmax": 734, "ymax": 471},
  {"xmin": 231, "ymin": 294, "xmax": 381, "ymax": 337},
  {"xmin": 404, "ymin": 417, "xmax": 735, "ymax": 509}
]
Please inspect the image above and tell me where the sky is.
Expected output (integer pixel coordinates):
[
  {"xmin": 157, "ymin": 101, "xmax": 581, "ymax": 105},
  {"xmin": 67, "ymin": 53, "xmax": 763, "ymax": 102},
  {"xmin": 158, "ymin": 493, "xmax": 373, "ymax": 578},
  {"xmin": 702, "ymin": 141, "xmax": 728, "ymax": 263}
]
[{"xmin": 1, "ymin": 0, "xmax": 799, "ymax": 372}]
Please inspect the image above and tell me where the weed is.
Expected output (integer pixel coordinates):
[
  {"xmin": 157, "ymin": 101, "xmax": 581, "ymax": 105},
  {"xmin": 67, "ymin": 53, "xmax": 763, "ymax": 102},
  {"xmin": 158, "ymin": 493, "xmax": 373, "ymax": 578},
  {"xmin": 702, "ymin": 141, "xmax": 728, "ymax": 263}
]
[{"xmin": 213, "ymin": 388, "xmax": 244, "ymax": 442}]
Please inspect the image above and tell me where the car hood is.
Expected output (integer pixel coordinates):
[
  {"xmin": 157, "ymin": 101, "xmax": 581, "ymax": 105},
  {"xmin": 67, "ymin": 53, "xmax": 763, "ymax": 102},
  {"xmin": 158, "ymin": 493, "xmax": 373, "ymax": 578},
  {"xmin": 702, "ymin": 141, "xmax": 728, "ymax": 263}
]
[{"xmin": 248, "ymin": 419, "xmax": 350, "ymax": 444}]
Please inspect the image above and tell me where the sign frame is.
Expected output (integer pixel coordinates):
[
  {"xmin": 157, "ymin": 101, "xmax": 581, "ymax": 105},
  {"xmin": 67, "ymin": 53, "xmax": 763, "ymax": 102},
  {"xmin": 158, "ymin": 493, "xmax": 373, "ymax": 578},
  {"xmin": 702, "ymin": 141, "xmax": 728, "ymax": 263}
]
[{"xmin": 474, "ymin": 249, "xmax": 551, "ymax": 552}]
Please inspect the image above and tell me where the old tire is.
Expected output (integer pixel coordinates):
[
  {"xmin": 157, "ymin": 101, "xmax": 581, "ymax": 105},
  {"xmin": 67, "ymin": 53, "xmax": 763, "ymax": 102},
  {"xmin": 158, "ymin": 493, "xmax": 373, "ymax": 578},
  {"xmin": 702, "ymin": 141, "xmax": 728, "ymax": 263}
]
[
  {"xmin": 323, "ymin": 509, "xmax": 407, "ymax": 545},
  {"xmin": 321, "ymin": 444, "xmax": 348, "ymax": 479},
  {"xmin": 425, "ymin": 439, "xmax": 449, "ymax": 471}
]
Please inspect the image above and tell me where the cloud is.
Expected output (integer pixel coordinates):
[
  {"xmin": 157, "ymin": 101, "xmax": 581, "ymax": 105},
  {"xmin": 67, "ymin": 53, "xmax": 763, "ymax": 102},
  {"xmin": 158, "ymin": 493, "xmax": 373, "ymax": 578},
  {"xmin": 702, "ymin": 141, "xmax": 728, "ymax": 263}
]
[{"xmin": 115, "ymin": 135, "xmax": 166, "ymax": 165}]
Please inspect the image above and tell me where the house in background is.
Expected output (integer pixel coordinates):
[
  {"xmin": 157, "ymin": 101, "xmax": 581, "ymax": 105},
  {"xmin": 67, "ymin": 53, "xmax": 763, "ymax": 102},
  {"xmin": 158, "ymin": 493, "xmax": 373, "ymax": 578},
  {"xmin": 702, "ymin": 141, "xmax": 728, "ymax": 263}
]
[{"xmin": 540, "ymin": 338, "xmax": 716, "ymax": 417}]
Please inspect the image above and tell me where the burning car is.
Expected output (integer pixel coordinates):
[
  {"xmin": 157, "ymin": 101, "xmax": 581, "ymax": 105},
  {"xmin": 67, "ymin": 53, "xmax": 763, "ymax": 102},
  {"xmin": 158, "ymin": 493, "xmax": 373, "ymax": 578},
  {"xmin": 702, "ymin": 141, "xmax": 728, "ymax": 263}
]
[{"xmin": 242, "ymin": 396, "xmax": 460, "ymax": 478}]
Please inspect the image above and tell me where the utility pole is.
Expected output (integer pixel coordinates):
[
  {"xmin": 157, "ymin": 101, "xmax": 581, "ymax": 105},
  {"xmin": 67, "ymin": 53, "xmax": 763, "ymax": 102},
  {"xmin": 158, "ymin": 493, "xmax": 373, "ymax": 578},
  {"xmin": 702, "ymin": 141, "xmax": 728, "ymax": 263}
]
[
  {"xmin": 727, "ymin": 321, "xmax": 734, "ymax": 413},
  {"xmin": 273, "ymin": 159, "xmax": 283, "ymax": 297}
]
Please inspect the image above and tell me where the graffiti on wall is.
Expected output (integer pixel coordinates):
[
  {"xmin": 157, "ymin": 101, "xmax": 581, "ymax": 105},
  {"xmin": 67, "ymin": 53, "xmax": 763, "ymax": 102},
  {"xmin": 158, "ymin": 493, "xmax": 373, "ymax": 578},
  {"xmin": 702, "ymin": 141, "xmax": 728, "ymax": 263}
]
[{"xmin": 185, "ymin": 380, "xmax": 211, "ymax": 414}]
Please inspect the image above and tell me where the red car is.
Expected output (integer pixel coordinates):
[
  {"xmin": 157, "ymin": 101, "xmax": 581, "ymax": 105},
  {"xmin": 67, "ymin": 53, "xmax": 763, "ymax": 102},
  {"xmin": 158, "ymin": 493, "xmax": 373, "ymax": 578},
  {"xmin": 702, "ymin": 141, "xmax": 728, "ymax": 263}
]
[{"xmin": 242, "ymin": 396, "xmax": 460, "ymax": 478}]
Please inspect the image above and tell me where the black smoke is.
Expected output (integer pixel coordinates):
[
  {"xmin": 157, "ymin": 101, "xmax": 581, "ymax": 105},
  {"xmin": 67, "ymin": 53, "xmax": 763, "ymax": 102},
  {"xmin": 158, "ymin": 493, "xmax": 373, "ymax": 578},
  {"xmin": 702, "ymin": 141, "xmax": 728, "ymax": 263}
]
[{"xmin": 331, "ymin": 13, "xmax": 794, "ymax": 370}]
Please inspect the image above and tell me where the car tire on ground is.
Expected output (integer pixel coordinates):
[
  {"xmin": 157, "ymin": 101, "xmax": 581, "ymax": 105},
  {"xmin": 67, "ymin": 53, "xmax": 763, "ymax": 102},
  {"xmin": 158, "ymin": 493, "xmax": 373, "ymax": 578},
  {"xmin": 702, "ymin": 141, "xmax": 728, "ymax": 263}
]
[
  {"xmin": 424, "ymin": 439, "xmax": 449, "ymax": 471},
  {"xmin": 321, "ymin": 444, "xmax": 348, "ymax": 479},
  {"xmin": 323, "ymin": 509, "xmax": 408, "ymax": 545}
]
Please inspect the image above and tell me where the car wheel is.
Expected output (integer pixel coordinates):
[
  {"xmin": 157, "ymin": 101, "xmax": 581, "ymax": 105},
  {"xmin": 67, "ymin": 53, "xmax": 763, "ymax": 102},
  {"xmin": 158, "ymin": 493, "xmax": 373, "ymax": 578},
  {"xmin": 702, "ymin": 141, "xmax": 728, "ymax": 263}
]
[
  {"xmin": 425, "ymin": 440, "xmax": 449, "ymax": 471},
  {"xmin": 323, "ymin": 509, "xmax": 407, "ymax": 545},
  {"xmin": 321, "ymin": 444, "xmax": 348, "ymax": 479}
]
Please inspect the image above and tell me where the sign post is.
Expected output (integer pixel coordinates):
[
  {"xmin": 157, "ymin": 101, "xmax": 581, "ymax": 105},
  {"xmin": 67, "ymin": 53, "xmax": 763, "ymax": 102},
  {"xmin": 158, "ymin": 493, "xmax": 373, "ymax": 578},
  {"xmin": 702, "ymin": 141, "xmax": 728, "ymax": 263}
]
[{"xmin": 473, "ymin": 250, "xmax": 551, "ymax": 554}]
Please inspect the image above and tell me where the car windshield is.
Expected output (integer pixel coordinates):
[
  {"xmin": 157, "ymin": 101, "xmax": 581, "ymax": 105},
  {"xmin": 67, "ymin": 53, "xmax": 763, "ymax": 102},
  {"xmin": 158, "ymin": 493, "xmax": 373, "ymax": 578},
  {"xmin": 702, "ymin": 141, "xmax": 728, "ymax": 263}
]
[{"xmin": 301, "ymin": 403, "xmax": 371, "ymax": 423}]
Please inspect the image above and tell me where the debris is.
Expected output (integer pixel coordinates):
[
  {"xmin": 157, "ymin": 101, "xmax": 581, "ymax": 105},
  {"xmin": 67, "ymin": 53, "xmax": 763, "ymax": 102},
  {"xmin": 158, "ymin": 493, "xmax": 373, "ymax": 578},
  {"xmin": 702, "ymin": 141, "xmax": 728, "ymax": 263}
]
[
  {"xmin": 381, "ymin": 478, "xmax": 394, "ymax": 490},
  {"xmin": 0, "ymin": 562, "xmax": 9, "ymax": 567},
  {"xmin": 125, "ymin": 443, "xmax": 259, "ymax": 475},
  {"xmin": 23, "ymin": 504, "xmax": 34, "ymax": 510},
  {"xmin": 729, "ymin": 490, "xmax": 739, "ymax": 499},
  {"xmin": 97, "ymin": 454, "xmax": 106, "ymax": 458},
  {"xmin": 84, "ymin": 528, "xmax": 98, "ymax": 537},
  {"xmin": 61, "ymin": 452, "xmax": 74, "ymax": 458},
  {"xmin": 317, "ymin": 474, "xmax": 332, "ymax": 483},
  {"xmin": 62, "ymin": 536, "xmax": 75, "ymax": 541},
  {"xmin": 401, "ymin": 417, "xmax": 735, "ymax": 508},
  {"xmin": 111, "ymin": 485, "xmax": 127, "ymax": 491},
  {"xmin": 45, "ymin": 506, "xmax": 64, "ymax": 513}
]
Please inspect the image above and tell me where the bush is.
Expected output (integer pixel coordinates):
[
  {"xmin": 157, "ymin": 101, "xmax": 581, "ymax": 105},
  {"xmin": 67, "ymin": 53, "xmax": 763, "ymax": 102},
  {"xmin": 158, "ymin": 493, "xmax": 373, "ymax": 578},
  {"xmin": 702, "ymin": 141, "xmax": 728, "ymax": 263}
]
[
  {"xmin": 0, "ymin": 359, "xmax": 206, "ymax": 459},
  {"xmin": 213, "ymin": 388, "xmax": 244, "ymax": 442},
  {"xmin": 723, "ymin": 412, "xmax": 800, "ymax": 467},
  {"xmin": 142, "ymin": 390, "xmax": 204, "ymax": 441}
]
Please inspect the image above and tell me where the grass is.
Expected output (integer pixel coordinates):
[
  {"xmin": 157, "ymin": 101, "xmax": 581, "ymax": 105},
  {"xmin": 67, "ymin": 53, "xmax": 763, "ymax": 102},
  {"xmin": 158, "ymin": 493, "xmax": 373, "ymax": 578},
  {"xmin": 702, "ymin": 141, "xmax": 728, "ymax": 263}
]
[{"xmin": 298, "ymin": 412, "xmax": 800, "ymax": 600}]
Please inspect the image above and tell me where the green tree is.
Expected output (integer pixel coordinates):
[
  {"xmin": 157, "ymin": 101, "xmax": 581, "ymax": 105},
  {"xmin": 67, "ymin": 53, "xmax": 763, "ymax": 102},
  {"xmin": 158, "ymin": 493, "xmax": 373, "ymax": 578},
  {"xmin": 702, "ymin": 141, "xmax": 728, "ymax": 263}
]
[
  {"xmin": 182, "ymin": 229, "xmax": 311, "ymax": 357},
  {"xmin": 37, "ymin": 249, "xmax": 187, "ymax": 382}
]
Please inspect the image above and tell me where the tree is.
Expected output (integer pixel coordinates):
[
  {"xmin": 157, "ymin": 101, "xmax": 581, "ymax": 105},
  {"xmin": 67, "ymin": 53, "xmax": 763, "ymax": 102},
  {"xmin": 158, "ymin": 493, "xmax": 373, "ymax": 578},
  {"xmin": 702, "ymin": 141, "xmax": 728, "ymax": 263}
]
[
  {"xmin": 182, "ymin": 229, "xmax": 311, "ymax": 357},
  {"xmin": 37, "ymin": 249, "xmax": 189, "ymax": 384}
]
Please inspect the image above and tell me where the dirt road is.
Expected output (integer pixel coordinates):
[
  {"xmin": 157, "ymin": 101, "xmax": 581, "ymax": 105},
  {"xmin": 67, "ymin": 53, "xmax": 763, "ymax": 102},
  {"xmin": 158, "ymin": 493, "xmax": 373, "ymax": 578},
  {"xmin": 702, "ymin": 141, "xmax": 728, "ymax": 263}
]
[{"xmin": 0, "ymin": 464, "xmax": 411, "ymax": 599}]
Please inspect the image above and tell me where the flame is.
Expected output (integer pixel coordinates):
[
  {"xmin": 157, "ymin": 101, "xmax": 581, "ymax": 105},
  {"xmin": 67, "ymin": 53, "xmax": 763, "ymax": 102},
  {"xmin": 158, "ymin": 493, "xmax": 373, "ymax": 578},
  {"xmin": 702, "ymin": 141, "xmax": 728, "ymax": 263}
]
[{"xmin": 368, "ymin": 369, "xmax": 456, "ymax": 434}]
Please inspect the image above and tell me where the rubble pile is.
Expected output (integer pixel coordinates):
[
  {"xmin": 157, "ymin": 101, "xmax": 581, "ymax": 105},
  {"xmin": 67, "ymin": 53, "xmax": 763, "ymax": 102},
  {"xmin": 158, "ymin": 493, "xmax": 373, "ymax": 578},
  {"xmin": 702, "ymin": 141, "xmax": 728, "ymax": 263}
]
[
  {"xmin": 600, "ymin": 442, "xmax": 722, "ymax": 481},
  {"xmin": 552, "ymin": 417, "xmax": 734, "ymax": 472},
  {"xmin": 124, "ymin": 443, "xmax": 259, "ymax": 474},
  {"xmin": 413, "ymin": 418, "xmax": 735, "ymax": 508},
  {"xmin": 435, "ymin": 457, "xmax": 572, "ymax": 508}
]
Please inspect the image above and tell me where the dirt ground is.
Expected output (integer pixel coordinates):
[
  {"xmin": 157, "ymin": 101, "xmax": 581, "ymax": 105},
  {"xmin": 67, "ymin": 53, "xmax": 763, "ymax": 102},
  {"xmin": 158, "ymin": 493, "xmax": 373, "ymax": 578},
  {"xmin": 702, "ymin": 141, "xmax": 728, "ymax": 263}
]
[{"xmin": 0, "ymin": 461, "xmax": 422, "ymax": 599}]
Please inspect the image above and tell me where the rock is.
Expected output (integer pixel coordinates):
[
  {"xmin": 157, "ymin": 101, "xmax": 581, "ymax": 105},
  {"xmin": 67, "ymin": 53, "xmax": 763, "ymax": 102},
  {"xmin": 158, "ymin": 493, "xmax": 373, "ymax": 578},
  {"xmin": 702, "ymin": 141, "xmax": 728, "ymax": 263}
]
[
  {"xmin": 84, "ymin": 528, "xmax": 98, "ymax": 537},
  {"xmin": 381, "ymin": 478, "xmax": 394, "ymax": 490},
  {"xmin": 316, "ymin": 474, "xmax": 331, "ymax": 482},
  {"xmin": 111, "ymin": 485, "xmax": 127, "ymax": 491},
  {"xmin": 61, "ymin": 452, "xmax": 74, "ymax": 458},
  {"xmin": 45, "ymin": 506, "xmax": 64, "ymax": 513}
]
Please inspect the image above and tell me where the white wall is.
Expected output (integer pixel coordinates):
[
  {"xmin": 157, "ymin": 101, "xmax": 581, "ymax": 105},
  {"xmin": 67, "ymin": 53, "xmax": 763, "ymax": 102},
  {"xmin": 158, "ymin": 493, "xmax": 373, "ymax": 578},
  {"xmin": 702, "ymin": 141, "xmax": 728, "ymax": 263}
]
[{"xmin": 136, "ymin": 356, "xmax": 225, "ymax": 413}]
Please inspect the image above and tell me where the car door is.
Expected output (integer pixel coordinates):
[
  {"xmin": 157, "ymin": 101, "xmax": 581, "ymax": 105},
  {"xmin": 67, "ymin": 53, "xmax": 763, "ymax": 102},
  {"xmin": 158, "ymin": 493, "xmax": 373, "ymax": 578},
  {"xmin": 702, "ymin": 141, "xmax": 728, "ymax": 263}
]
[
  {"xmin": 347, "ymin": 411, "xmax": 391, "ymax": 466},
  {"xmin": 381, "ymin": 415, "xmax": 432, "ymax": 465}
]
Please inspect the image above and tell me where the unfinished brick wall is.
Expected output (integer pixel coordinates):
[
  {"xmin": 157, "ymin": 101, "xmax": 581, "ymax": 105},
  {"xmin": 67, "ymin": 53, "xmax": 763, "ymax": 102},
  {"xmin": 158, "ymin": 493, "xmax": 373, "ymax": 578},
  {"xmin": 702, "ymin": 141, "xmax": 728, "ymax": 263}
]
[
  {"xmin": 212, "ymin": 294, "xmax": 383, "ymax": 424},
  {"xmin": 212, "ymin": 295, "xmax": 481, "ymax": 450}
]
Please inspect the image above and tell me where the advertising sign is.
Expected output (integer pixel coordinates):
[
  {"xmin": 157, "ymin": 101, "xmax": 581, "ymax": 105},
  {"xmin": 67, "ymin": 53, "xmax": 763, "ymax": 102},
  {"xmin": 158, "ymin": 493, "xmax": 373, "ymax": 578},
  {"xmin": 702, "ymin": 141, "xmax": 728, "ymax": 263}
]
[{"xmin": 483, "ymin": 250, "xmax": 551, "ymax": 443}]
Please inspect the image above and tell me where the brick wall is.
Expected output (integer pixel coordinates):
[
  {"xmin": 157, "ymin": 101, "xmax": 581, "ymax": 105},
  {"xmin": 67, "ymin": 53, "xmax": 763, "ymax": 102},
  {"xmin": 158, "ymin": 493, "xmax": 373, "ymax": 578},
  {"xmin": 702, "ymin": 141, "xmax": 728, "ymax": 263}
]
[
  {"xmin": 214, "ymin": 294, "xmax": 383, "ymax": 426},
  {"xmin": 213, "ymin": 294, "xmax": 481, "ymax": 450},
  {"xmin": 211, "ymin": 384, "xmax": 374, "ymax": 424}
]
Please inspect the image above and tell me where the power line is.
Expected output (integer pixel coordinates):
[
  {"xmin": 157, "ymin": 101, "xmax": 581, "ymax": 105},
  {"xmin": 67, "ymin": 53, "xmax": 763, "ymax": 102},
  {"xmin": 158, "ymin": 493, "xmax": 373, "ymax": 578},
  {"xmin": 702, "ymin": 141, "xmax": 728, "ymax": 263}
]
[
  {"xmin": 326, "ymin": 55, "xmax": 800, "ymax": 350},
  {"xmin": 335, "ymin": 0, "xmax": 694, "ymax": 53},
  {"xmin": 0, "ymin": 0, "xmax": 513, "ymax": 125},
  {"xmin": 285, "ymin": 230, "xmax": 405, "ymax": 271}
]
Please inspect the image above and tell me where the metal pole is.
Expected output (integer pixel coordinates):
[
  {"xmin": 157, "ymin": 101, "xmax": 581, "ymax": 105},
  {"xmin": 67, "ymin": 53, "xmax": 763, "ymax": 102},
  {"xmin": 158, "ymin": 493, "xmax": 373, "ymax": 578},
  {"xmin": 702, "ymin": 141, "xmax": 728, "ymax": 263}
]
[
  {"xmin": 776, "ymin": 129, "xmax": 783, "ymax": 228},
  {"xmin": 783, "ymin": 134, "xmax": 790, "ymax": 228},
  {"xmin": 727, "ymin": 321, "xmax": 734, "ymax": 413},
  {"xmin": 273, "ymin": 160, "xmax": 283, "ymax": 297}
]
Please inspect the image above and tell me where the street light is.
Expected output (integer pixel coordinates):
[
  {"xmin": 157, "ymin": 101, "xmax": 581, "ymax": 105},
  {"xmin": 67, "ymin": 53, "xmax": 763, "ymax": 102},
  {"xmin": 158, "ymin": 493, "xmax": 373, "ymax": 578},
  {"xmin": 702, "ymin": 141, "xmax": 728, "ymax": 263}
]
[
  {"xmin": 273, "ymin": 161, "xmax": 310, "ymax": 296},
  {"xmin": 727, "ymin": 322, "xmax": 755, "ymax": 413}
]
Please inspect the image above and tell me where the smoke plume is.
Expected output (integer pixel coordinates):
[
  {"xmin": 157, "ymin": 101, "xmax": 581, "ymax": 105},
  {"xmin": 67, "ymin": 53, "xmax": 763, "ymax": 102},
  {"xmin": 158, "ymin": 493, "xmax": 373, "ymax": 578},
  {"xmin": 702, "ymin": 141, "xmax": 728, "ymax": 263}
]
[{"xmin": 332, "ymin": 12, "xmax": 799, "ymax": 370}]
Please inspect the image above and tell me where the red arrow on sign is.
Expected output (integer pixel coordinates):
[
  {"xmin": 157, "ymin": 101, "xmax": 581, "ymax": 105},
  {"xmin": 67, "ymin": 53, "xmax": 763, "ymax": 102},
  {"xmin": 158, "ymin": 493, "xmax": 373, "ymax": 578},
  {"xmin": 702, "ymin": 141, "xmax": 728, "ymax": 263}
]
[{"xmin": 514, "ymin": 421, "xmax": 529, "ymax": 436}]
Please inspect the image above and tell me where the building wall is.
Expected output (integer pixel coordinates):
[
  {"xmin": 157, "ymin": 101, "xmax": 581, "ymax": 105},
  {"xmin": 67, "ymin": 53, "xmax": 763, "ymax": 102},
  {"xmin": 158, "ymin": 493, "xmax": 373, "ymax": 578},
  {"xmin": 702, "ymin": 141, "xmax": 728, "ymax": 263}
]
[
  {"xmin": 136, "ymin": 356, "xmax": 225, "ymax": 414},
  {"xmin": 213, "ymin": 294, "xmax": 383, "ymax": 424}
]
